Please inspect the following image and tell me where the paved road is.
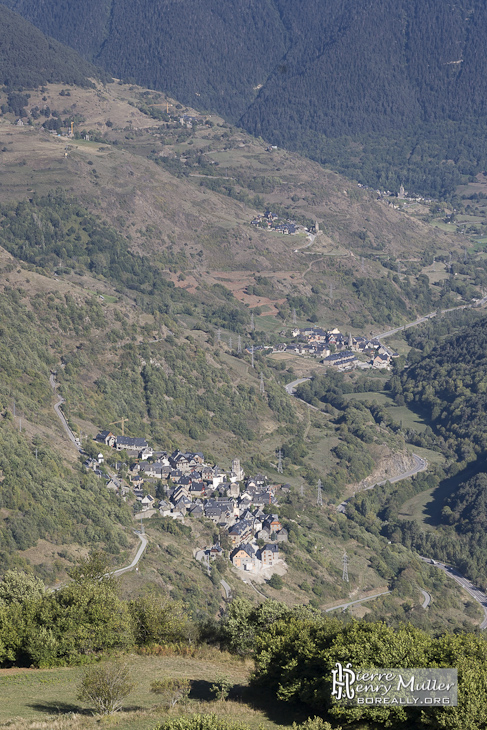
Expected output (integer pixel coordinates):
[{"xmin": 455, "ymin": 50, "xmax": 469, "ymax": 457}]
[
  {"xmin": 373, "ymin": 298, "xmax": 487, "ymax": 341},
  {"xmin": 49, "ymin": 373, "xmax": 82, "ymax": 452},
  {"xmin": 220, "ymin": 579, "xmax": 232, "ymax": 599},
  {"xmin": 112, "ymin": 531, "xmax": 148, "ymax": 576},
  {"xmin": 418, "ymin": 556, "xmax": 487, "ymax": 629},
  {"xmin": 284, "ymin": 377, "xmax": 321, "ymax": 411},
  {"xmin": 325, "ymin": 590, "xmax": 391, "ymax": 613},
  {"xmin": 284, "ymin": 377, "xmax": 311, "ymax": 394},
  {"xmin": 337, "ymin": 453, "xmax": 427, "ymax": 513},
  {"xmin": 294, "ymin": 232, "xmax": 317, "ymax": 253},
  {"xmin": 50, "ymin": 531, "xmax": 148, "ymax": 591},
  {"xmin": 420, "ymin": 588, "xmax": 431, "ymax": 608}
]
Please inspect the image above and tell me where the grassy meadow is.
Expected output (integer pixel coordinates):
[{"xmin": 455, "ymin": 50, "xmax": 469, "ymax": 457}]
[{"xmin": 0, "ymin": 651, "xmax": 304, "ymax": 730}]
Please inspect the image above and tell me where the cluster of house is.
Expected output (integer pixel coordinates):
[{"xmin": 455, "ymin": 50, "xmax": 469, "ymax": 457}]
[
  {"xmin": 198, "ymin": 504, "xmax": 287, "ymax": 574},
  {"xmin": 179, "ymin": 114, "xmax": 206, "ymax": 127},
  {"xmin": 358, "ymin": 182, "xmax": 431, "ymax": 204},
  {"xmin": 91, "ymin": 436, "xmax": 288, "ymax": 573},
  {"xmin": 272, "ymin": 327, "xmax": 397, "ymax": 370},
  {"xmin": 251, "ymin": 210, "xmax": 299, "ymax": 235}
]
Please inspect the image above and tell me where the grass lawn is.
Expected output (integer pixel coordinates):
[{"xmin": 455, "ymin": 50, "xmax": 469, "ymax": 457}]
[
  {"xmin": 254, "ymin": 315, "xmax": 282, "ymax": 334},
  {"xmin": 397, "ymin": 488, "xmax": 439, "ymax": 528},
  {"xmin": 398, "ymin": 460, "xmax": 483, "ymax": 530},
  {"xmin": 344, "ymin": 391, "xmax": 429, "ymax": 432},
  {"xmin": 0, "ymin": 651, "xmax": 305, "ymax": 730}
]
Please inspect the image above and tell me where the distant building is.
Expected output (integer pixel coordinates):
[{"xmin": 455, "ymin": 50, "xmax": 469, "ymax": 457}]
[{"xmin": 116, "ymin": 436, "xmax": 148, "ymax": 452}]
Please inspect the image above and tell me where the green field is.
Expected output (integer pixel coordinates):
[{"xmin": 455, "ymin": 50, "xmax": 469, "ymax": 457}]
[
  {"xmin": 0, "ymin": 652, "xmax": 298, "ymax": 730},
  {"xmin": 344, "ymin": 391, "xmax": 428, "ymax": 432}
]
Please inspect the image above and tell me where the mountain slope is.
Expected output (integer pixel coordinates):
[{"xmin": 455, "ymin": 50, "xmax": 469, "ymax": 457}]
[
  {"xmin": 0, "ymin": 4, "xmax": 106, "ymax": 87},
  {"xmin": 5, "ymin": 0, "xmax": 487, "ymax": 194}
]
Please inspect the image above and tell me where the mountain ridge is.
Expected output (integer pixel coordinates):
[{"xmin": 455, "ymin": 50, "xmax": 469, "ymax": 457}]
[
  {"xmin": 0, "ymin": 4, "xmax": 107, "ymax": 87},
  {"xmin": 4, "ymin": 0, "xmax": 487, "ymax": 194}
]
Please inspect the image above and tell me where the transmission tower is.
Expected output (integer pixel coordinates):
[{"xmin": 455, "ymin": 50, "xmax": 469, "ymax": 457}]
[
  {"xmin": 250, "ymin": 312, "xmax": 255, "ymax": 331},
  {"xmin": 216, "ymin": 328, "xmax": 221, "ymax": 342},
  {"xmin": 329, "ymin": 283, "xmax": 334, "ymax": 302},
  {"xmin": 251, "ymin": 347, "xmax": 255, "ymax": 368},
  {"xmin": 317, "ymin": 478, "xmax": 323, "ymax": 507},
  {"xmin": 300, "ymin": 483, "xmax": 304, "ymax": 497},
  {"xmin": 292, "ymin": 308, "xmax": 297, "ymax": 325},
  {"xmin": 342, "ymin": 551, "xmax": 349, "ymax": 582},
  {"xmin": 229, "ymin": 336, "xmax": 232, "ymax": 350},
  {"xmin": 277, "ymin": 449, "xmax": 283, "ymax": 474},
  {"xmin": 237, "ymin": 335, "xmax": 242, "ymax": 354},
  {"xmin": 260, "ymin": 372, "xmax": 265, "ymax": 395}
]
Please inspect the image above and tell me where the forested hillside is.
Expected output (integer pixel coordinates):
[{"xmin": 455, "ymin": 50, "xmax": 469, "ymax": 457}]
[
  {"xmin": 392, "ymin": 315, "xmax": 487, "ymax": 463},
  {"xmin": 0, "ymin": 5, "xmax": 105, "ymax": 87},
  {"xmin": 0, "ymin": 284, "xmax": 132, "ymax": 576},
  {"xmin": 5, "ymin": 0, "xmax": 487, "ymax": 194},
  {"xmin": 0, "ymin": 53, "xmax": 483, "ymax": 628}
]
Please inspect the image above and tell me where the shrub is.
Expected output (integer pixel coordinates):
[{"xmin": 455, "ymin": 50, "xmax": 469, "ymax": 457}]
[
  {"xmin": 150, "ymin": 677, "xmax": 191, "ymax": 707},
  {"xmin": 268, "ymin": 574, "xmax": 284, "ymax": 590},
  {"xmin": 77, "ymin": 662, "xmax": 134, "ymax": 715},
  {"xmin": 210, "ymin": 675, "xmax": 232, "ymax": 701},
  {"xmin": 153, "ymin": 715, "xmax": 251, "ymax": 730}
]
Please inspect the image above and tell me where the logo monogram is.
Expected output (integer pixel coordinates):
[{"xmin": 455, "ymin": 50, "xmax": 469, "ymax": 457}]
[{"xmin": 331, "ymin": 662, "xmax": 356, "ymax": 700}]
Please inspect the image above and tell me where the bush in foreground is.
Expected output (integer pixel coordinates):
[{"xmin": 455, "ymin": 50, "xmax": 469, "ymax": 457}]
[
  {"xmin": 77, "ymin": 661, "xmax": 134, "ymax": 715},
  {"xmin": 150, "ymin": 677, "xmax": 191, "ymax": 707},
  {"xmin": 153, "ymin": 715, "xmax": 336, "ymax": 730}
]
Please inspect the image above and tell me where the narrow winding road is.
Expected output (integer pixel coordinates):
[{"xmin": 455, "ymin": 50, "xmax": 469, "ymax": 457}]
[
  {"xmin": 373, "ymin": 297, "xmax": 487, "ymax": 341},
  {"xmin": 284, "ymin": 377, "xmax": 311, "ymax": 395},
  {"xmin": 420, "ymin": 588, "xmax": 431, "ymax": 609},
  {"xmin": 284, "ymin": 377, "xmax": 321, "ymax": 410},
  {"xmin": 418, "ymin": 556, "xmax": 487, "ymax": 629},
  {"xmin": 325, "ymin": 590, "xmax": 391, "ymax": 613},
  {"xmin": 48, "ymin": 372, "xmax": 148, "ymax": 579},
  {"xmin": 337, "ymin": 453, "xmax": 428, "ymax": 513},
  {"xmin": 49, "ymin": 372, "xmax": 82, "ymax": 452},
  {"xmin": 111, "ymin": 532, "xmax": 148, "ymax": 576}
]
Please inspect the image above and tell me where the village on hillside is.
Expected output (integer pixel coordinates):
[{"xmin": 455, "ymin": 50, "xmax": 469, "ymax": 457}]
[
  {"xmin": 86, "ymin": 436, "xmax": 287, "ymax": 577},
  {"xmin": 250, "ymin": 209, "xmax": 310, "ymax": 235},
  {"xmin": 254, "ymin": 327, "xmax": 398, "ymax": 370}
]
